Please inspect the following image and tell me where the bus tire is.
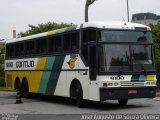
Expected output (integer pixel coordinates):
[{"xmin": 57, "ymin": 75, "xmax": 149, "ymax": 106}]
[
  {"xmin": 15, "ymin": 78, "xmax": 21, "ymax": 91},
  {"xmin": 76, "ymin": 83, "xmax": 84, "ymax": 108},
  {"xmin": 118, "ymin": 99, "xmax": 128, "ymax": 106},
  {"xmin": 21, "ymin": 79, "xmax": 29, "ymax": 98}
]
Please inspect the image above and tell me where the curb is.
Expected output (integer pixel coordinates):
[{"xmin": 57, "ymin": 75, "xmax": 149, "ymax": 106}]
[
  {"xmin": 156, "ymin": 93, "xmax": 160, "ymax": 97},
  {"xmin": 0, "ymin": 89, "xmax": 16, "ymax": 92}
]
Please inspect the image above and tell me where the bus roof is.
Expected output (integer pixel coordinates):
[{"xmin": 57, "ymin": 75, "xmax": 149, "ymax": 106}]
[
  {"xmin": 6, "ymin": 21, "xmax": 151, "ymax": 44},
  {"xmin": 83, "ymin": 21, "xmax": 150, "ymax": 30}
]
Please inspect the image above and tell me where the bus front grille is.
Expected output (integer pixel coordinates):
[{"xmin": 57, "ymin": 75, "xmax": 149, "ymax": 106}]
[{"xmin": 120, "ymin": 82, "xmax": 145, "ymax": 87}]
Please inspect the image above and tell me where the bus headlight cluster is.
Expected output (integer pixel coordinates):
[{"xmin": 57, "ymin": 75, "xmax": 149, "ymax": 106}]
[
  {"xmin": 108, "ymin": 83, "xmax": 113, "ymax": 86},
  {"xmin": 151, "ymin": 82, "xmax": 156, "ymax": 85},
  {"xmin": 146, "ymin": 81, "xmax": 156, "ymax": 86},
  {"xmin": 114, "ymin": 83, "xmax": 119, "ymax": 86},
  {"xmin": 146, "ymin": 82, "xmax": 150, "ymax": 85},
  {"xmin": 103, "ymin": 82, "xmax": 119, "ymax": 87}
]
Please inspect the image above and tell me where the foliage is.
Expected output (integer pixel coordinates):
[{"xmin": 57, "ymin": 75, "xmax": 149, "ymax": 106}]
[
  {"xmin": 150, "ymin": 23, "xmax": 160, "ymax": 86},
  {"xmin": 17, "ymin": 22, "xmax": 74, "ymax": 37}
]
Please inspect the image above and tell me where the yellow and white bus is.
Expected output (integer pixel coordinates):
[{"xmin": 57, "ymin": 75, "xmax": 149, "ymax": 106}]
[{"xmin": 5, "ymin": 21, "xmax": 157, "ymax": 107}]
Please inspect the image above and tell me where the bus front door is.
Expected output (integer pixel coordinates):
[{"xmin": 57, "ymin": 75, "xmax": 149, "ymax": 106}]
[
  {"xmin": 88, "ymin": 44, "xmax": 99, "ymax": 101},
  {"xmin": 88, "ymin": 45, "xmax": 97, "ymax": 80}
]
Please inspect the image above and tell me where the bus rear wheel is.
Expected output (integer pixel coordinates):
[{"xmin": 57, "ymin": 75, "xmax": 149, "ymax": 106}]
[
  {"xmin": 76, "ymin": 83, "xmax": 84, "ymax": 108},
  {"xmin": 118, "ymin": 99, "xmax": 128, "ymax": 106},
  {"xmin": 15, "ymin": 78, "xmax": 21, "ymax": 91},
  {"xmin": 21, "ymin": 80, "xmax": 29, "ymax": 98}
]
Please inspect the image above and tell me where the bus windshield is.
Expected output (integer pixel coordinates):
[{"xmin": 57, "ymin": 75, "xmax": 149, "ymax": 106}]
[
  {"xmin": 99, "ymin": 31, "xmax": 153, "ymax": 43},
  {"xmin": 98, "ymin": 31, "xmax": 154, "ymax": 73}
]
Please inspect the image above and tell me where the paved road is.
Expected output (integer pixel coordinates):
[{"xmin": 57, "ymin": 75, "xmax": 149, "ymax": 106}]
[{"xmin": 0, "ymin": 91, "xmax": 160, "ymax": 120}]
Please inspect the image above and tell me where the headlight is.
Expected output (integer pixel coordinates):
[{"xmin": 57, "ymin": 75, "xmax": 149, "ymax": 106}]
[
  {"xmin": 114, "ymin": 82, "xmax": 119, "ymax": 86},
  {"xmin": 103, "ymin": 82, "xmax": 119, "ymax": 87},
  {"xmin": 103, "ymin": 83, "xmax": 108, "ymax": 87},
  {"xmin": 151, "ymin": 82, "xmax": 156, "ymax": 85},
  {"xmin": 146, "ymin": 82, "xmax": 150, "ymax": 85},
  {"xmin": 146, "ymin": 81, "xmax": 156, "ymax": 86},
  {"xmin": 108, "ymin": 83, "xmax": 113, "ymax": 86}
]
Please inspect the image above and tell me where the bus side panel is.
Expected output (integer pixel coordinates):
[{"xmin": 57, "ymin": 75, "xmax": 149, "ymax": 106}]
[
  {"xmin": 5, "ymin": 71, "xmax": 16, "ymax": 90},
  {"xmin": 5, "ymin": 57, "xmax": 47, "ymax": 93},
  {"xmin": 54, "ymin": 55, "xmax": 90, "ymax": 100},
  {"xmin": 33, "ymin": 57, "xmax": 47, "ymax": 93},
  {"xmin": 76, "ymin": 55, "xmax": 90, "ymax": 100},
  {"xmin": 54, "ymin": 71, "xmax": 68, "ymax": 97},
  {"xmin": 38, "ymin": 56, "xmax": 66, "ymax": 95},
  {"xmin": 54, "ymin": 55, "xmax": 77, "ymax": 97},
  {"xmin": 5, "ymin": 71, "xmax": 41, "ymax": 92}
]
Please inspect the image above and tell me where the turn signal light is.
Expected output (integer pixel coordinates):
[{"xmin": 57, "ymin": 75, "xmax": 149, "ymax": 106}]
[{"xmin": 103, "ymin": 83, "xmax": 108, "ymax": 87}]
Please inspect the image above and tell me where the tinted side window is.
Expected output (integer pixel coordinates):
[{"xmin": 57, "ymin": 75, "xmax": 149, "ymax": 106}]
[
  {"xmin": 71, "ymin": 32, "xmax": 79, "ymax": 51},
  {"xmin": 64, "ymin": 32, "xmax": 79, "ymax": 52},
  {"xmin": 55, "ymin": 35, "xmax": 62, "ymax": 53},
  {"xmin": 6, "ymin": 44, "xmax": 14, "ymax": 58},
  {"xmin": 82, "ymin": 29, "xmax": 96, "ymax": 62},
  {"xmin": 10, "ymin": 44, "xmax": 15, "ymax": 57},
  {"xmin": 15, "ymin": 42, "xmax": 24, "ymax": 57},
  {"xmin": 83, "ymin": 29, "xmax": 96, "ymax": 44},
  {"xmin": 48, "ymin": 36, "xmax": 55, "ymax": 53},
  {"xmin": 64, "ymin": 33, "xmax": 71, "ymax": 51},
  {"xmin": 6, "ymin": 44, "xmax": 9, "ymax": 58},
  {"xmin": 36, "ymin": 38, "xmax": 47, "ymax": 54},
  {"xmin": 25, "ymin": 40, "xmax": 35, "ymax": 55},
  {"xmin": 41, "ymin": 38, "xmax": 47, "ymax": 54}
]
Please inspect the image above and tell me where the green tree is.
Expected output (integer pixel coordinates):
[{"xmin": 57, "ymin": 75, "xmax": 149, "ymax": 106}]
[
  {"xmin": 18, "ymin": 22, "xmax": 74, "ymax": 37},
  {"xmin": 150, "ymin": 23, "xmax": 160, "ymax": 86}
]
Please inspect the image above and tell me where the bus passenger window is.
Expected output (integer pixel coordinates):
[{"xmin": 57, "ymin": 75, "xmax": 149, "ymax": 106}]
[
  {"xmin": 55, "ymin": 36, "xmax": 62, "ymax": 53},
  {"xmin": 16, "ymin": 42, "xmax": 24, "ymax": 57},
  {"xmin": 25, "ymin": 41, "xmax": 29, "ymax": 55},
  {"xmin": 48, "ymin": 36, "xmax": 55, "ymax": 53},
  {"xmin": 64, "ymin": 34, "xmax": 71, "ymax": 51},
  {"xmin": 6, "ymin": 45, "xmax": 9, "ymax": 58},
  {"xmin": 10, "ymin": 44, "xmax": 15, "ymax": 57},
  {"xmin": 71, "ymin": 32, "xmax": 79, "ymax": 51},
  {"xmin": 41, "ymin": 38, "xmax": 47, "ymax": 54},
  {"xmin": 36, "ymin": 39, "xmax": 41, "ymax": 54},
  {"xmin": 36, "ymin": 38, "xmax": 47, "ymax": 54},
  {"xmin": 6, "ymin": 44, "xmax": 14, "ymax": 58},
  {"xmin": 64, "ymin": 32, "xmax": 79, "ymax": 52},
  {"xmin": 30, "ymin": 40, "xmax": 35, "ymax": 55},
  {"xmin": 25, "ymin": 40, "xmax": 35, "ymax": 56}
]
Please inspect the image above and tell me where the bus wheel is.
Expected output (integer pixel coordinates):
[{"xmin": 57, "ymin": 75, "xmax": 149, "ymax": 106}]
[
  {"xmin": 76, "ymin": 83, "xmax": 84, "ymax": 108},
  {"xmin": 15, "ymin": 78, "xmax": 21, "ymax": 91},
  {"xmin": 118, "ymin": 99, "xmax": 128, "ymax": 106},
  {"xmin": 21, "ymin": 80, "xmax": 29, "ymax": 98}
]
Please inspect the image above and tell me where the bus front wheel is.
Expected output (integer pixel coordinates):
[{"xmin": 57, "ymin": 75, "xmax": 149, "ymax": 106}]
[
  {"xmin": 76, "ymin": 83, "xmax": 84, "ymax": 108},
  {"xmin": 118, "ymin": 99, "xmax": 128, "ymax": 106}
]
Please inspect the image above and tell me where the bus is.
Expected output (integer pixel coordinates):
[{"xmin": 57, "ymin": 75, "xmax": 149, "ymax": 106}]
[{"xmin": 5, "ymin": 21, "xmax": 157, "ymax": 107}]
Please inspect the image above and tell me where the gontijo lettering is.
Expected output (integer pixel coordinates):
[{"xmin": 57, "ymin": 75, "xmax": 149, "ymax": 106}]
[{"xmin": 16, "ymin": 60, "xmax": 34, "ymax": 68}]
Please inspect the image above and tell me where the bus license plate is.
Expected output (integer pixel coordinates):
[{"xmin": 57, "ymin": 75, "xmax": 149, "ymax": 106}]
[{"xmin": 128, "ymin": 90, "xmax": 137, "ymax": 94}]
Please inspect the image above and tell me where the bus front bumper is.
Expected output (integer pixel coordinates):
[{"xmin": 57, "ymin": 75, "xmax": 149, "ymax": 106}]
[{"xmin": 100, "ymin": 87, "xmax": 156, "ymax": 101}]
